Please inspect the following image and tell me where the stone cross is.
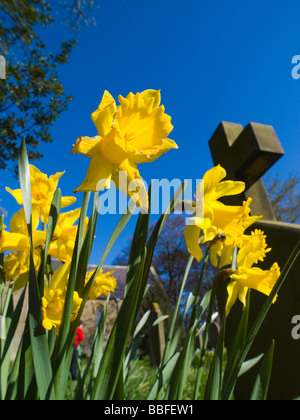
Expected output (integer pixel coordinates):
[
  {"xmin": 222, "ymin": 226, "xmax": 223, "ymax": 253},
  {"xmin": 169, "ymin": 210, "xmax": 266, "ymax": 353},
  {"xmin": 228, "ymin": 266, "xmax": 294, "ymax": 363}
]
[
  {"xmin": 209, "ymin": 121, "xmax": 300, "ymax": 400},
  {"xmin": 208, "ymin": 122, "xmax": 284, "ymax": 219}
]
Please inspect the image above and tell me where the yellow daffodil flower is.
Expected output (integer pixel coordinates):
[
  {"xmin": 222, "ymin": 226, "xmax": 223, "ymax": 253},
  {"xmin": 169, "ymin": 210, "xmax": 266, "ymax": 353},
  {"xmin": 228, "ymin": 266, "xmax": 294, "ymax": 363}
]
[
  {"xmin": 225, "ymin": 241, "xmax": 280, "ymax": 316},
  {"xmin": 4, "ymin": 249, "xmax": 42, "ymax": 285},
  {"xmin": 185, "ymin": 165, "xmax": 248, "ymax": 262},
  {"xmin": 0, "ymin": 208, "xmax": 46, "ymax": 287},
  {"xmin": 6, "ymin": 165, "xmax": 76, "ymax": 223},
  {"xmin": 41, "ymin": 261, "xmax": 82, "ymax": 331},
  {"xmin": 85, "ymin": 268, "xmax": 117, "ymax": 300},
  {"xmin": 209, "ymin": 202, "xmax": 262, "ymax": 268},
  {"xmin": 71, "ymin": 89, "xmax": 178, "ymax": 211},
  {"xmin": 48, "ymin": 208, "xmax": 88, "ymax": 262}
]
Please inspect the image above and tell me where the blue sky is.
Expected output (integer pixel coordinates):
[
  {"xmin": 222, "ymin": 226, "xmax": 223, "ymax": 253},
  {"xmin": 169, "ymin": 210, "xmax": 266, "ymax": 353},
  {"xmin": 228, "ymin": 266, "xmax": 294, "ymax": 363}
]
[{"xmin": 1, "ymin": 0, "xmax": 300, "ymax": 264}]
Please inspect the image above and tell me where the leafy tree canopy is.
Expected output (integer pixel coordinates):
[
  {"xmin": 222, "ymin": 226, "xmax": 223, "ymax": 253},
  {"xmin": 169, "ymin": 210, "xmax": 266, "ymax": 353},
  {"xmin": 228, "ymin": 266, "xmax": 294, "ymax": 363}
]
[
  {"xmin": 0, "ymin": 0, "xmax": 96, "ymax": 175},
  {"xmin": 264, "ymin": 172, "xmax": 300, "ymax": 224}
]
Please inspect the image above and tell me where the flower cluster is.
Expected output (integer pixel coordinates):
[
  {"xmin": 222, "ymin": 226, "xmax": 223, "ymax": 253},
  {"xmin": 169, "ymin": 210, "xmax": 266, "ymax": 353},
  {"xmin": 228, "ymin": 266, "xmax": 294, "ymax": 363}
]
[
  {"xmin": 184, "ymin": 164, "xmax": 281, "ymax": 315},
  {"xmin": 1, "ymin": 165, "xmax": 117, "ymax": 332}
]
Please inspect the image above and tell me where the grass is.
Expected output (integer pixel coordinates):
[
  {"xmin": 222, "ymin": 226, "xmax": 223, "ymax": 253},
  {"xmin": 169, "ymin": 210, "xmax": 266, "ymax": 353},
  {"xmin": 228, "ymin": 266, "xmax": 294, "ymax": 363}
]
[{"xmin": 124, "ymin": 351, "xmax": 216, "ymax": 400}]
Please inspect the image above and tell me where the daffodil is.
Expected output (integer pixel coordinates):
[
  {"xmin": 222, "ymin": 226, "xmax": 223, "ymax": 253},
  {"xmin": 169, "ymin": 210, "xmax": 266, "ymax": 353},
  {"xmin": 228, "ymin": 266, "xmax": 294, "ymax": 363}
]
[
  {"xmin": 0, "ymin": 208, "xmax": 46, "ymax": 287},
  {"xmin": 225, "ymin": 240, "xmax": 280, "ymax": 316},
  {"xmin": 85, "ymin": 268, "xmax": 117, "ymax": 300},
  {"xmin": 218, "ymin": 228, "xmax": 270, "ymax": 270},
  {"xmin": 209, "ymin": 201, "xmax": 262, "ymax": 268},
  {"xmin": 185, "ymin": 165, "xmax": 249, "ymax": 262},
  {"xmin": 48, "ymin": 208, "xmax": 88, "ymax": 262},
  {"xmin": 71, "ymin": 89, "xmax": 177, "ymax": 211},
  {"xmin": 41, "ymin": 261, "xmax": 82, "ymax": 331},
  {"xmin": 6, "ymin": 165, "xmax": 76, "ymax": 223}
]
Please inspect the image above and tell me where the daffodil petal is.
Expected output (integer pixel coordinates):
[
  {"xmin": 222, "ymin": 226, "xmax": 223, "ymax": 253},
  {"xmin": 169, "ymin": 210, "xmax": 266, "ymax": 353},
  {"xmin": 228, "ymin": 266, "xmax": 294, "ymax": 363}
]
[
  {"xmin": 113, "ymin": 159, "xmax": 149, "ymax": 211},
  {"xmin": 0, "ymin": 231, "xmax": 29, "ymax": 252},
  {"xmin": 140, "ymin": 89, "xmax": 161, "ymax": 109},
  {"xmin": 71, "ymin": 136, "xmax": 102, "ymax": 158},
  {"xmin": 242, "ymin": 263, "xmax": 280, "ymax": 298},
  {"xmin": 48, "ymin": 170, "xmax": 65, "ymax": 188},
  {"xmin": 184, "ymin": 223, "xmax": 203, "ymax": 262},
  {"xmin": 61, "ymin": 196, "xmax": 76, "ymax": 208},
  {"xmin": 238, "ymin": 286, "xmax": 249, "ymax": 309},
  {"xmin": 5, "ymin": 187, "xmax": 23, "ymax": 205},
  {"xmin": 219, "ymin": 244, "xmax": 235, "ymax": 269},
  {"xmin": 130, "ymin": 138, "xmax": 178, "ymax": 164},
  {"xmin": 203, "ymin": 165, "xmax": 227, "ymax": 196},
  {"xmin": 10, "ymin": 208, "xmax": 27, "ymax": 235},
  {"xmin": 42, "ymin": 317, "xmax": 54, "ymax": 331},
  {"xmin": 213, "ymin": 180, "xmax": 245, "ymax": 200},
  {"xmin": 226, "ymin": 281, "xmax": 240, "ymax": 316},
  {"xmin": 49, "ymin": 259, "xmax": 71, "ymax": 291},
  {"xmin": 91, "ymin": 90, "xmax": 117, "ymax": 137},
  {"xmin": 73, "ymin": 154, "xmax": 115, "ymax": 193},
  {"xmin": 59, "ymin": 208, "xmax": 81, "ymax": 229},
  {"xmin": 32, "ymin": 230, "xmax": 47, "ymax": 248}
]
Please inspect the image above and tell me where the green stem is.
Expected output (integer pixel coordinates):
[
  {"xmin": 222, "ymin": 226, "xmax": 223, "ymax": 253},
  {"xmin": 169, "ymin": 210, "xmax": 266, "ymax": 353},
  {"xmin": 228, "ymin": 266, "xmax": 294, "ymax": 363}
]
[{"xmin": 193, "ymin": 278, "xmax": 217, "ymax": 399}]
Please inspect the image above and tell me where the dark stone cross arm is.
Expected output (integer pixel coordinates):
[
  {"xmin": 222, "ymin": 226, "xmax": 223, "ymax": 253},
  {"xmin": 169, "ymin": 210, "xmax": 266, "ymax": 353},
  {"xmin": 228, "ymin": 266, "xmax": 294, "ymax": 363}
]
[{"xmin": 208, "ymin": 122, "xmax": 285, "ymax": 220}]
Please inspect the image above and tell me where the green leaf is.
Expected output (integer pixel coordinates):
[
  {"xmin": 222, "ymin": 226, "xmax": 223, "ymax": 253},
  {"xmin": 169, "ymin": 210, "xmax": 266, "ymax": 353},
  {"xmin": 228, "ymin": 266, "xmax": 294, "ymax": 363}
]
[
  {"xmin": 162, "ymin": 254, "xmax": 194, "ymax": 366},
  {"xmin": 44, "ymin": 188, "xmax": 61, "ymax": 264},
  {"xmin": 222, "ymin": 290, "xmax": 250, "ymax": 394},
  {"xmin": 133, "ymin": 310, "xmax": 151, "ymax": 339},
  {"xmin": 91, "ymin": 205, "xmax": 150, "ymax": 400},
  {"xmin": 53, "ymin": 191, "xmax": 91, "ymax": 399},
  {"xmin": 76, "ymin": 295, "xmax": 109, "ymax": 400},
  {"xmin": 147, "ymin": 351, "xmax": 181, "ymax": 400},
  {"xmin": 0, "ymin": 285, "xmax": 26, "ymax": 372},
  {"xmin": 238, "ymin": 354, "xmax": 264, "ymax": 378},
  {"xmin": 221, "ymin": 241, "xmax": 300, "ymax": 400},
  {"xmin": 18, "ymin": 137, "xmax": 55, "ymax": 400},
  {"xmin": 250, "ymin": 340, "xmax": 275, "ymax": 400},
  {"xmin": 204, "ymin": 315, "xmax": 226, "ymax": 400},
  {"xmin": 38, "ymin": 188, "xmax": 61, "ymax": 297},
  {"xmin": 18, "ymin": 138, "xmax": 32, "ymax": 228},
  {"xmin": 167, "ymin": 287, "xmax": 212, "ymax": 400}
]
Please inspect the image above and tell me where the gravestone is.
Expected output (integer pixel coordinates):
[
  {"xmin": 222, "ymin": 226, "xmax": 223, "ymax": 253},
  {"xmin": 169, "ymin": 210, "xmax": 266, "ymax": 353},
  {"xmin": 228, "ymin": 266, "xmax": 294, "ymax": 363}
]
[{"xmin": 209, "ymin": 122, "xmax": 300, "ymax": 400}]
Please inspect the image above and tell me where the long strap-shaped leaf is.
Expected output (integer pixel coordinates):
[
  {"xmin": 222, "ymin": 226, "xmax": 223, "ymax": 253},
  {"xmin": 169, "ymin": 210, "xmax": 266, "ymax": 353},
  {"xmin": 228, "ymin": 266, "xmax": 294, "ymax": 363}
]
[
  {"xmin": 250, "ymin": 340, "xmax": 275, "ymax": 400},
  {"xmin": 53, "ymin": 191, "xmax": 91, "ymax": 399},
  {"xmin": 91, "ymin": 209, "xmax": 150, "ymax": 400},
  {"xmin": 221, "ymin": 240, "xmax": 300, "ymax": 400},
  {"xmin": 18, "ymin": 138, "xmax": 55, "ymax": 400}
]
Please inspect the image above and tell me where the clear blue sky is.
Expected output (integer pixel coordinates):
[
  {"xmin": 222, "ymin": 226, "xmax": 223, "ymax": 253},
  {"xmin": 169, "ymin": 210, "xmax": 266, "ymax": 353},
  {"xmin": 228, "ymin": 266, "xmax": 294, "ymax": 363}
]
[{"xmin": 1, "ymin": 0, "xmax": 300, "ymax": 264}]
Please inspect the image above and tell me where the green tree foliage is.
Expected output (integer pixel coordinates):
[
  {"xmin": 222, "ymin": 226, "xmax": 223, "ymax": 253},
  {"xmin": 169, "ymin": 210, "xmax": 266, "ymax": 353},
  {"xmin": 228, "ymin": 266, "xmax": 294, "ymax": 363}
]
[{"xmin": 0, "ymin": 0, "xmax": 96, "ymax": 174}]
